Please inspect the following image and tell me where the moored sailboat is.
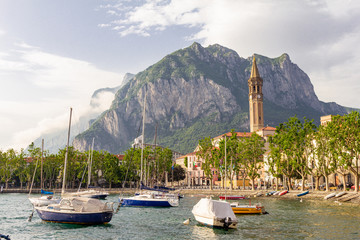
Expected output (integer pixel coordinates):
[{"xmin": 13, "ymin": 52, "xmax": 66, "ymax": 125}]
[
  {"xmin": 119, "ymin": 93, "xmax": 179, "ymax": 207},
  {"xmin": 28, "ymin": 139, "xmax": 60, "ymax": 207},
  {"xmin": 63, "ymin": 138, "xmax": 109, "ymax": 200},
  {"xmin": 34, "ymin": 108, "xmax": 114, "ymax": 225}
]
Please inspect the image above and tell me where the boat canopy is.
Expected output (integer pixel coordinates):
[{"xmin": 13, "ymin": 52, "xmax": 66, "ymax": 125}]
[
  {"xmin": 53, "ymin": 197, "xmax": 112, "ymax": 213},
  {"xmin": 192, "ymin": 198, "xmax": 236, "ymax": 220}
]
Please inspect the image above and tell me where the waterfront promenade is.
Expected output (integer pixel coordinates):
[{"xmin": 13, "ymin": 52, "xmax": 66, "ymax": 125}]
[{"xmin": 2, "ymin": 187, "xmax": 359, "ymax": 204}]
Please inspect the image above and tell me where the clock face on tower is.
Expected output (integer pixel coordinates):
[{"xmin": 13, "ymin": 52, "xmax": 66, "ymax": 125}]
[{"xmin": 257, "ymin": 94, "xmax": 261, "ymax": 99}]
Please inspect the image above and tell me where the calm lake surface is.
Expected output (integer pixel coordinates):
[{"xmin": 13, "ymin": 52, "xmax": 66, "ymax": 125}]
[{"xmin": 0, "ymin": 193, "xmax": 359, "ymax": 240}]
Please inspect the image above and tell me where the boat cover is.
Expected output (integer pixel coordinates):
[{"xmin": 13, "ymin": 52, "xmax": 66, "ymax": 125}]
[
  {"xmin": 41, "ymin": 189, "xmax": 54, "ymax": 194},
  {"xmin": 192, "ymin": 198, "xmax": 236, "ymax": 220},
  {"xmin": 57, "ymin": 197, "xmax": 112, "ymax": 212}
]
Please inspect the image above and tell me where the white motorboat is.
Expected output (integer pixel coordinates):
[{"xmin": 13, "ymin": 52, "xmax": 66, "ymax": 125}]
[
  {"xmin": 29, "ymin": 195, "xmax": 60, "ymax": 207},
  {"xmin": 120, "ymin": 192, "xmax": 179, "ymax": 207},
  {"xmin": 192, "ymin": 198, "xmax": 237, "ymax": 229},
  {"xmin": 63, "ymin": 190, "xmax": 109, "ymax": 200}
]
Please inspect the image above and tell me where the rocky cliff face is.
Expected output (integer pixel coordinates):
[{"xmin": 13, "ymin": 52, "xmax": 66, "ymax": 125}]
[{"xmin": 73, "ymin": 42, "xmax": 349, "ymax": 154}]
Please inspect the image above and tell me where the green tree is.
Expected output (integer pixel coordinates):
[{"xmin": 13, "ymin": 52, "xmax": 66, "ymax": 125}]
[
  {"xmin": 293, "ymin": 118, "xmax": 317, "ymax": 191},
  {"xmin": 269, "ymin": 116, "xmax": 307, "ymax": 190},
  {"xmin": 173, "ymin": 165, "xmax": 186, "ymax": 185},
  {"xmin": 242, "ymin": 133, "xmax": 265, "ymax": 190},
  {"xmin": 267, "ymin": 141, "xmax": 283, "ymax": 190},
  {"xmin": 102, "ymin": 152, "xmax": 122, "ymax": 188},
  {"xmin": 314, "ymin": 124, "xmax": 337, "ymax": 192},
  {"xmin": 333, "ymin": 111, "xmax": 360, "ymax": 192},
  {"xmin": 196, "ymin": 136, "xmax": 216, "ymax": 190},
  {"xmin": 13, "ymin": 149, "xmax": 26, "ymax": 188},
  {"xmin": 0, "ymin": 149, "xmax": 19, "ymax": 189}
]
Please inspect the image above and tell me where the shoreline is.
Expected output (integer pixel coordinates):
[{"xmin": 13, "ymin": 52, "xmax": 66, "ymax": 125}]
[{"xmin": 2, "ymin": 188, "xmax": 359, "ymax": 204}]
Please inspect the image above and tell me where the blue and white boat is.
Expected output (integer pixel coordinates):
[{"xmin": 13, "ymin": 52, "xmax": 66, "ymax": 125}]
[
  {"xmin": 120, "ymin": 192, "xmax": 179, "ymax": 207},
  {"xmin": 34, "ymin": 108, "xmax": 114, "ymax": 225},
  {"xmin": 297, "ymin": 191, "xmax": 309, "ymax": 197},
  {"xmin": 35, "ymin": 197, "xmax": 113, "ymax": 224}
]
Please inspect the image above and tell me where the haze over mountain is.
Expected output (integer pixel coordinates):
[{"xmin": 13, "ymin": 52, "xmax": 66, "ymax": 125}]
[
  {"xmin": 72, "ymin": 42, "xmax": 350, "ymax": 154},
  {"xmin": 31, "ymin": 73, "xmax": 134, "ymax": 153}
]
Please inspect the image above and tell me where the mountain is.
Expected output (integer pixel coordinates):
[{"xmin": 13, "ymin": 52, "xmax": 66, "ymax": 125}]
[
  {"xmin": 73, "ymin": 42, "xmax": 350, "ymax": 154},
  {"xmin": 31, "ymin": 73, "xmax": 134, "ymax": 153}
]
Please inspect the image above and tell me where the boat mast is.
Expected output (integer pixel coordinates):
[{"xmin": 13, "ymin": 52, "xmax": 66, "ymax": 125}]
[
  {"xmin": 154, "ymin": 123, "xmax": 158, "ymax": 185},
  {"xmin": 40, "ymin": 139, "xmax": 44, "ymax": 195},
  {"xmin": 140, "ymin": 93, "xmax": 146, "ymax": 185},
  {"xmin": 61, "ymin": 107, "xmax": 72, "ymax": 196},
  {"xmin": 225, "ymin": 135, "xmax": 227, "ymax": 201},
  {"xmin": 88, "ymin": 137, "xmax": 95, "ymax": 188}
]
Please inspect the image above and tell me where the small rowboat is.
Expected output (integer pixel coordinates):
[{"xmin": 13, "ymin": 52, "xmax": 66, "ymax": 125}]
[
  {"xmin": 279, "ymin": 190, "xmax": 288, "ymax": 196},
  {"xmin": 324, "ymin": 192, "xmax": 336, "ymax": 199},
  {"xmin": 219, "ymin": 195, "xmax": 245, "ymax": 200},
  {"xmin": 297, "ymin": 191, "xmax": 309, "ymax": 197},
  {"xmin": 266, "ymin": 191, "xmax": 276, "ymax": 196},
  {"xmin": 230, "ymin": 202, "xmax": 265, "ymax": 214},
  {"xmin": 335, "ymin": 192, "xmax": 346, "ymax": 198}
]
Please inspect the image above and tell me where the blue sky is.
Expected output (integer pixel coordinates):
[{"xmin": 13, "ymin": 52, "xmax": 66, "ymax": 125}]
[{"xmin": 0, "ymin": 0, "xmax": 359, "ymax": 150}]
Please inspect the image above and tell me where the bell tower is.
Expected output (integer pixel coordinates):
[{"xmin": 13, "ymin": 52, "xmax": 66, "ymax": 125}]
[{"xmin": 248, "ymin": 55, "xmax": 264, "ymax": 132}]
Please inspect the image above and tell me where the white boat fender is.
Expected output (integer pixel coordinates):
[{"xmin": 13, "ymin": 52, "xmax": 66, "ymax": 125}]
[
  {"xmin": 115, "ymin": 201, "xmax": 122, "ymax": 214},
  {"xmin": 183, "ymin": 218, "xmax": 191, "ymax": 225}
]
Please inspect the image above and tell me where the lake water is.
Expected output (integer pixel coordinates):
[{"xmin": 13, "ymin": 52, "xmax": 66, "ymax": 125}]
[{"xmin": 0, "ymin": 193, "xmax": 359, "ymax": 240}]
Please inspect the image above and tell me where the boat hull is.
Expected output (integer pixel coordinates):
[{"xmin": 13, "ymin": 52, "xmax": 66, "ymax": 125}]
[
  {"xmin": 121, "ymin": 198, "xmax": 174, "ymax": 207},
  {"xmin": 297, "ymin": 191, "xmax": 309, "ymax": 197},
  {"xmin": 324, "ymin": 193, "xmax": 336, "ymax": 199},
  {"xmin": 231, "ymin": 206, "xmax": 263, "ymax": 214},
  {"xmin": 279, "ymin": 190, "xmax": 288, "ymax": 196},
  {"xmin": 219, "ymin": 195, "xmax": 245, "ymax": 200},
  {"xmin": 35, "ymin": 208, "xmax": 113, "ymax": 225},
  {"xmin": 193, "ymin": 214, "xmax": 237, "ymax": 229}
]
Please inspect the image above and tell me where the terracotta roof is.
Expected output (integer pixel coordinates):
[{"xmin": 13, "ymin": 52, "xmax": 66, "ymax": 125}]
[
  {"xmin": 213, "ymin": 132, "xmax": 252, "ymax": 140},
  {"xmin": 115, "ymin": 154, "xmax": 125, "ymax": 160},
  {"xmin": 257, "ymin": 126, "xmax": 276, "ymax": 131},
  {"xmin": 24, "ymin": 157, "xmax": 35, "ymax": 163}
]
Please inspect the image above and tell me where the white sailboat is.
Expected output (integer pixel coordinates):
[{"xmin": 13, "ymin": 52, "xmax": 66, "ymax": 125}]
[
  {"xmin": 34, "ymin": 108, "xmax": 114, "ymax": 225},
  {"xmin": 28, "ymin": 139, "xmax": 60, "ymax": 207},
  {"xmin": 119, "ymin": 93, "xmax": 179, "ymax": 207},
  {"xmin": 64, "ymin": 138, "xmax": 109, "ymax": 200}
]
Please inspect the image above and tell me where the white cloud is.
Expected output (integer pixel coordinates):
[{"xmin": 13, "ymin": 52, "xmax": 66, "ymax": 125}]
[
  {"xmin": 101, "ymin": 0, "xmax": 360, "ymax": 108},
  {"xmin": 0, "ymin": 42, "xmax": 123, "ymax": 150}
]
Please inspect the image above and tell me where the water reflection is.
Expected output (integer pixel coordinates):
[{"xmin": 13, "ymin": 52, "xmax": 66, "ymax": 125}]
[{"xmin": 1, "ymin": 194, "xmax": 359, "ymax": 240}]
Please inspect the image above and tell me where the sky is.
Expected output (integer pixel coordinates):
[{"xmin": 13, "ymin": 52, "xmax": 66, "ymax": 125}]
[{"xmin": 0, "ymin": 0, "xmax": 359, "ymax": 151}]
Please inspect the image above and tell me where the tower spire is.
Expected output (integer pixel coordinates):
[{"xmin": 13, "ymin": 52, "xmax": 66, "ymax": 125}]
[
  {"xmin": 250, "ymin": 55, "xmax": 260, "ymax": 78},
  {"xmin": 248, "ymin": 54, "xmax": 264, "ymax": 132}
]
